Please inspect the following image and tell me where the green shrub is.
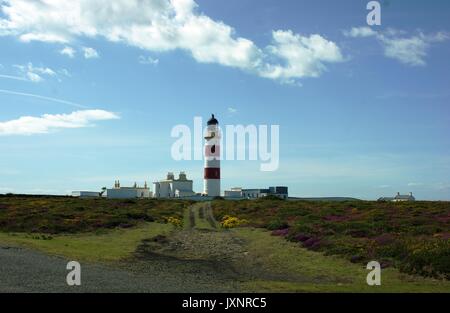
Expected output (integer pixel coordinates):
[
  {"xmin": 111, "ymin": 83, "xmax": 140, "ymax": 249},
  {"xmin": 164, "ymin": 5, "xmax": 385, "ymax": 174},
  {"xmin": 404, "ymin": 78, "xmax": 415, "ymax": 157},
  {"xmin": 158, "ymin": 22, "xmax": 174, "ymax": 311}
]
[
  {"xmin": 260, "ymin": 195, "xmax": 284, "ymax": 201},
  {"xmin": 401, "ymin": 239, "xmax": 450, "ymax": 279},
  {"xmin": 266, "ymin": 218, "xmax": 288, "ymax": 230}
]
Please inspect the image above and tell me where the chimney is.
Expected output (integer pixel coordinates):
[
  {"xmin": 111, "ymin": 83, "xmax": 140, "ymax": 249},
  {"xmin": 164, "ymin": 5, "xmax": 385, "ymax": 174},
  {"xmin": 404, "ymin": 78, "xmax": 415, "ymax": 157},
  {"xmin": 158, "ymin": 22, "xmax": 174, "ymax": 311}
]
[
  {"xmin": 409, "ymin": 192, "xmax": 413, "ymax": 196},
  {"xmin": 397, "ymin": 192, "xmax": 400, "ymax": 196}
]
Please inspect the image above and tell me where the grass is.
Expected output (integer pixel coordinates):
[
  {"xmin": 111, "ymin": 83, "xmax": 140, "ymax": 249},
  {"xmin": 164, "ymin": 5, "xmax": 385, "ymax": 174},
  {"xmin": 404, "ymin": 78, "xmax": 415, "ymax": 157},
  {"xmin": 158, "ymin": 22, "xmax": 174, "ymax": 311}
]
[
  {"xmin": 234, "ymin": 228, "xmax": 450, "ymax": 292},
  {"xmin": 193, "ymin": 203, "xmax": 214, "ymax": 230},
  {"xmin": 0, "ymin": 222, "xmax": 173, "ymax": 262},
  {"xmin": 212, "ymin": 199, "xmax": 450, "ymax": 280}
]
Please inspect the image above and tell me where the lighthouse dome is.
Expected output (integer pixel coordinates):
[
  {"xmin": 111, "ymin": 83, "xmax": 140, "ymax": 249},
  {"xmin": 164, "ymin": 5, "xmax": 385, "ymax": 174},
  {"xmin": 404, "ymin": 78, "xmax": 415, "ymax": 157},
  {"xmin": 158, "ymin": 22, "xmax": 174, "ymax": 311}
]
[{"xmin": 207, "ymin": 114, "xmax": 219, "ymax": 125}]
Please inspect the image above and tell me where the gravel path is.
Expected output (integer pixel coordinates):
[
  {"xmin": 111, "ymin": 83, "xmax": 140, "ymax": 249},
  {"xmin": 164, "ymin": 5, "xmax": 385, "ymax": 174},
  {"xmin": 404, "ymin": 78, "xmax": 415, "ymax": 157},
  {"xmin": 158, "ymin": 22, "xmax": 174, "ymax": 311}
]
[
  {"xmin": 0, "ymin": 244, "xmax": 239, "ymax": 292},
  {"xmin": 0, "ymin": 203, "xmax": 247, "ymax": 292}
]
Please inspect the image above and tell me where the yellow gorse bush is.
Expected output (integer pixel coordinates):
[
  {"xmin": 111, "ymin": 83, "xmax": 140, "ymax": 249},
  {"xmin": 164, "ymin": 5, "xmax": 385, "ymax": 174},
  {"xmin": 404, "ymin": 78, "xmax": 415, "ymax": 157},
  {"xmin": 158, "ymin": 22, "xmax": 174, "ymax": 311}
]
[
  {"xmin": 166, "ymin": 216, "xmax": 182, "ymax": 227},
  {"xmin": 220, "ymin": 215, "xmax": 248, "ymax": 229}
]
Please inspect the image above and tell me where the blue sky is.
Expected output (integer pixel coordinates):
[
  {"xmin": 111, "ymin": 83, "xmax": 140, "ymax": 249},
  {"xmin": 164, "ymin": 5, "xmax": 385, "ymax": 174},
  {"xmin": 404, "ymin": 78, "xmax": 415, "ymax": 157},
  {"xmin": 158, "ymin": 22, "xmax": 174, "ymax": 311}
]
[{"xmin": 0, "ymin": 0, "xmax": 449, "ymax": 200}]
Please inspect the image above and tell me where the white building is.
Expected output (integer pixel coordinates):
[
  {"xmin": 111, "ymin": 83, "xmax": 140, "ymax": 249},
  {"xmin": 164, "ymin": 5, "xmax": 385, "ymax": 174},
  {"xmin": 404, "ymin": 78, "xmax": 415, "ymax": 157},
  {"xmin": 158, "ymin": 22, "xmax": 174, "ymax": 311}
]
[
  {"xmin": 224, "ymin": 186, "xmax": 288, "ymax": 199},
  {"xmin": 393, "ymin": 192, "xmax": 415, "ymax": 202},
  {"xmin": 224, "ymin": 187, "xmax": 243, "ymax": 198},
  {"xmin": 153, "ymin": 172, "xmax": 195, "ymax": 198},
  {"xmin": 106, "ymin": 180, "xmax": 152, "ymax": 199},
  {"xmin": 203, "ymin": 114, "xmax": 221, "ymax": 197},
  {"xmin": 72, "ymin": 191, "xmax": 100, "ymax": 198},
  {"xmin": 378, "ymin": 192, "xmax": 415, "ymax": 202}
]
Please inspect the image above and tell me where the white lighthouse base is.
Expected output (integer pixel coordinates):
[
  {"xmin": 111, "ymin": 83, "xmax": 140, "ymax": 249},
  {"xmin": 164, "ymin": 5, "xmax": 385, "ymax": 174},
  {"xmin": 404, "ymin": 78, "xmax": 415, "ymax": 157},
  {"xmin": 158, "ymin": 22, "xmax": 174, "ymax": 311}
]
[{"xmin": 204, "ymin": 179, "xmax": 220, "ymax": 197}]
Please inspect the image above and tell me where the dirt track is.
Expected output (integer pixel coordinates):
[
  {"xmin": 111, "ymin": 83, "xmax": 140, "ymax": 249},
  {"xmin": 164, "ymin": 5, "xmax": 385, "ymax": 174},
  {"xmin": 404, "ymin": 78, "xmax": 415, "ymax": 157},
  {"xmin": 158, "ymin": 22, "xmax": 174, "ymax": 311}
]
[
  {"xmin": 0, "ymin": 203, "xmax": 241, "ymax": 292},
  {"xmin": 0, "ymin": 242, "xmax": 240, "ymax": 292}
]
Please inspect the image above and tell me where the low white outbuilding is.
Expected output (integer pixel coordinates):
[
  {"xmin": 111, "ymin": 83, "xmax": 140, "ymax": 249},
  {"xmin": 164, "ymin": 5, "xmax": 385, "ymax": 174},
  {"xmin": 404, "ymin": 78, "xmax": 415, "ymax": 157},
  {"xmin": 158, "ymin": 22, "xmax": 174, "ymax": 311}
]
[
  {"xmin": 106, "ymin": 180, "xmax": 152, "ymax": 199},
  {"xmin": 224, "ymin": 187, "xmax": 243, "ymax": 198},
  {"xmin": 72, "ymin": 191, "xmax": 100, "ymax": 198}
]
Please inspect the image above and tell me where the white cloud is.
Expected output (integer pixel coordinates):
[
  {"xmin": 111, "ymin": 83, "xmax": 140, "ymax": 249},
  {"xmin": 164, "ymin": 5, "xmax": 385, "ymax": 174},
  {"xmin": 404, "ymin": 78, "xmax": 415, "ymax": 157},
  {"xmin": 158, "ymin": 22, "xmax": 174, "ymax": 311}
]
[
  {"xmin": 0, "ymin": 89, "xmax": 88, "ymax": 109},
  {"xmin": 82, "ymin": 47, "xmax": 99, "ymax": 59},
  {"xmin": 407, "ymin": 182, "xmax": 424, "ymax": 187},
  {"xmin": 344, "ymin": 26, "xmax": 449, "ymax": 66},
  {"xmin": 0, "ymin": 74, "xmax": 27, "ymax": 81},
  {"xmin": 228, "ymin": 107, "xmax": 237, "ymax": 114},
  {"xmin": 138, "ymin": 55, "xmax": 159, "ymax": 65},
  {"xmin": 380, "ymin": 35, "xmax": 428, "ymax": 66},
  {"xmin": 259, "ymin": 30, "xmax": 344, "ymax": 83},
  {"xmin": 60, "ymin": 46, "xmax": 76, "ymax": 58},
  {"xmin": 344, "ymin": 26, "xmax": 377, "ymax": 38},
  {"xmin": 1, "ymin": 63, "xmax": 67, "ymax": 83},
  {"xmin": 58, "ymin": 68, "xmax": 71, "ymax": 77},
  {"xmin": 423, "ymin": 31, "xmax": 450, "ymax": 43},
  {"xmin": 0, "ymin": 0, "xmax": 343, "ymax": 84},
  {"xmin": 20, "ymin": 32, "xmax": 68, "ymax": 43},
  {"xmin": 0, "ymin": 110, "xmax": 119, "ymax": 136},
  {"xmin": 26, "ymin": 71, "xmax": 43, "ymax": 82},
  {"xmin": 14, "ymin": 62, "xmax": 57, "ymax": 82},
  {"xmin": 14, "ymin": 63, "xmax": 56, "ymax": 76}
]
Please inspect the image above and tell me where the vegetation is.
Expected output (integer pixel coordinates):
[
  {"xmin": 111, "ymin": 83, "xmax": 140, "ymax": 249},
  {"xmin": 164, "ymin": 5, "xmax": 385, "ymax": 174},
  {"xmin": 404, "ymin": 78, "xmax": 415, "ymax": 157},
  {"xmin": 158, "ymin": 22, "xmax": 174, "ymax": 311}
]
[
  {"xmin": 220, "ymin": 215, "xmax": 248, "ymax": 229},
  {"xmin": 0, "ymin": 194, "xmax": 191, "ymax": 234},
  {"xmin": 212, "ymin": 199, "xmax": 450, "ymax": 280},
  {"xmin": 1, "ymin": 197, "xmax": 449, "ymax": 292},
  {"xmin": 235, "ymin": 228, "xmax": 450, "ymax": 292},
  {"xmin": 0, "ymin": 222, "xmax": 173, "ymax": 262},
  {"xmin": 166, "ymin": 216, "xmax": 183, "ymax": 227}
]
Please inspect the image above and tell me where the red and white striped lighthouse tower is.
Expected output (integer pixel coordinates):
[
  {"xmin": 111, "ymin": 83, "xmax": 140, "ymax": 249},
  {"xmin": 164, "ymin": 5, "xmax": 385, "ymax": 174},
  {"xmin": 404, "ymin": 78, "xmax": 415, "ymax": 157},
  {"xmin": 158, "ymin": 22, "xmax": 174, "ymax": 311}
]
[{"xmin": 203, "ymin": 114, "xmax": 220, "ymax": 197}]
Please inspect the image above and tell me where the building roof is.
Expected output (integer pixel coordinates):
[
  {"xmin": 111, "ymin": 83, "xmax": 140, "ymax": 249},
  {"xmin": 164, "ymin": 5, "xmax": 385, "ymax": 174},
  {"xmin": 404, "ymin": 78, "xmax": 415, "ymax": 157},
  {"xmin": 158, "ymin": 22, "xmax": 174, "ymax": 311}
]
[
  {"xmin": 207, "ymin": 114, "xmax": 218, "ymax": 125},
  {"xmin": 108, "ymin": 186, "xmax": 149, "ymax": 190},
  {"xmin": 155, "ymin": 179, "xmax": 193, "ymax": 183},
  {"xmin": 394, "ymin": 194, "xmax": 415, "ymax": 200},
  {"xmin": 394, "ymin": 192, "xmax": 415, "ymax": 200},
  {"xmin": 378, "ymin": 192, "xmax": 415, "ymax": 201},
  {"xmin": 377, "ymin": 197, "xmax": 394, "ymax": 201}
]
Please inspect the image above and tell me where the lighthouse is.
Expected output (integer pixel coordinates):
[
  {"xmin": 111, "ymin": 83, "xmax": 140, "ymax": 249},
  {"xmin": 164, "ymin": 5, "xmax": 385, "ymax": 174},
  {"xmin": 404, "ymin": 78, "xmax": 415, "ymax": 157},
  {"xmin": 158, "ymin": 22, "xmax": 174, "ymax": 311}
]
[{"xmin": 203, "ymin": 114, "xmax": 221, "ymax": 197}]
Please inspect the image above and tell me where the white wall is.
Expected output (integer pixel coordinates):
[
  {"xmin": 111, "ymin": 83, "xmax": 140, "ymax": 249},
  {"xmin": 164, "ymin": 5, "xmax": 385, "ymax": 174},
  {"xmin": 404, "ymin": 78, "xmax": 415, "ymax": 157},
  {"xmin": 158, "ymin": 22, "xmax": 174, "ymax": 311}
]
[
  {"xmin": 153, "ymin": 180, "xmax": 194, "ymax": 198},
  {"xmin": 224, "ymin": 190, "xmax": 242, "ymax": 198},
  {"xmin": 106, "ymin": 188, "xmax": 150, "ymax": 199},
  {"xmin": 72, "ymin": 191, "xmax": 99, "ymax": 198}
]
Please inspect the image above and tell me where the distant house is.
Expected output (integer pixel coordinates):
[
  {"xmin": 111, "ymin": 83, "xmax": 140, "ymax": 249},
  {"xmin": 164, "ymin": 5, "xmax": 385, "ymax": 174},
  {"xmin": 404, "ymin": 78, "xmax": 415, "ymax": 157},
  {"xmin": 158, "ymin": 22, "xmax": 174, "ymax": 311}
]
[
  {"xmin": 378, "ymin": 192, "xmax": 415, "ymax": 202},
  {"xmin": 393, "ymin": 192, "xmax": 415, "ymax": 202}
]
